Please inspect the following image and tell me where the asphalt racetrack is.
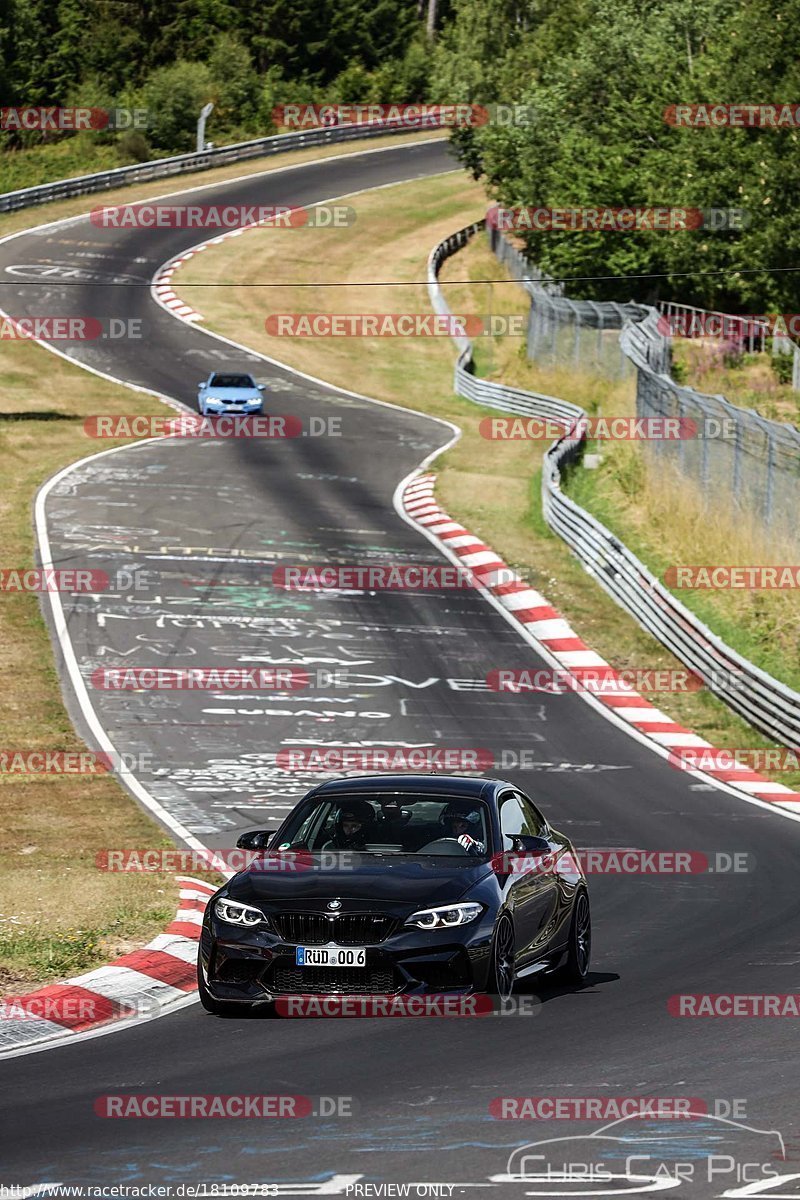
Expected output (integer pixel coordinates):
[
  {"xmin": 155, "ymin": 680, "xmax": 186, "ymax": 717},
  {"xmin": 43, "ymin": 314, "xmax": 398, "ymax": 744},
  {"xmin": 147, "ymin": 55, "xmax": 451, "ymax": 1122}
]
[{"xmin": 2, "ymin": 138, "xmax": 800, "ymax": 1197}]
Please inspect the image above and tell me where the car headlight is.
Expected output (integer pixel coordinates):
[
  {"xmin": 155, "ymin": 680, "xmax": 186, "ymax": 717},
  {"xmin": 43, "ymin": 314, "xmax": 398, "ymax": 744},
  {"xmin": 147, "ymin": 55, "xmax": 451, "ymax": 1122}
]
[
  {"xmin": 405, "ymin": 902, "xmax": 483, "ymax": 930},
  {"xmin": 214, "ymin": 898, "xmax": 264, "ymax": 927}
]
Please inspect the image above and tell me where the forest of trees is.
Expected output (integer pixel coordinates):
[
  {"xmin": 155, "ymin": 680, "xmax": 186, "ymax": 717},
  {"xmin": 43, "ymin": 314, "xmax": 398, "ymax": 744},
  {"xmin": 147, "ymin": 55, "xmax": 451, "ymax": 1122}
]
[
  {"xmin": 434, "ymin": 0, "xmax": 800, "ymax": 311},
  {"xmin": 0, "ymin": 0, "xmax": 442, "ymax": 153},
  {"xmin": 2, "ymin": 0, "xmax": 799, "ymax": 311}
]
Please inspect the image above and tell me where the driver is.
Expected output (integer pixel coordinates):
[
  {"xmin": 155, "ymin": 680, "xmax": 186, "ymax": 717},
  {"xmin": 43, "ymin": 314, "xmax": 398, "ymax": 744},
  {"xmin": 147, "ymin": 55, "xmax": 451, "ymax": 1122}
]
[
  {"xmin": 323, "ymin": 799, "xmax": 375, "ymax": 851},
  {"xmin": 440, "ymin": 801, "xmax": 486, "ymax": 856}
]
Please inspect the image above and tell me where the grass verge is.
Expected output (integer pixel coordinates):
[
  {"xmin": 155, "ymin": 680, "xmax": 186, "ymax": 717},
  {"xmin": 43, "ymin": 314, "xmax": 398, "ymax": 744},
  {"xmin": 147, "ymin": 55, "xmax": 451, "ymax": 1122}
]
[
  {"xmin": 175, "ymin": 171, "xmax": 800, "ymax": 789},
  {"xmin": 0, "ymin": 342, "xmax": 183, "ymax": 990},
  {"xmin": 672, "ymin": 338, "xmax": 800, "ymax": 425}
]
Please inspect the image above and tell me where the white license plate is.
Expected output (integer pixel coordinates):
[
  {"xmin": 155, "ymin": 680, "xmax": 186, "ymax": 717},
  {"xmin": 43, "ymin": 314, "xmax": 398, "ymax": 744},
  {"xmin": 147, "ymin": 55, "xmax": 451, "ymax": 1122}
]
[{"xmin": 296, "ymin": 946, "xmax": 366, "ymax": 967}]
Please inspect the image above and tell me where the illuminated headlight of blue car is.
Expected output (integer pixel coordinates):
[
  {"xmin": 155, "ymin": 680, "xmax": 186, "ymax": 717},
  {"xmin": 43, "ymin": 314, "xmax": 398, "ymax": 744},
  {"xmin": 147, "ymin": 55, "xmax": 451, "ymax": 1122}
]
[{"xmin": 203, "ymin": 396, "xmax": 262, "ymax": 411}]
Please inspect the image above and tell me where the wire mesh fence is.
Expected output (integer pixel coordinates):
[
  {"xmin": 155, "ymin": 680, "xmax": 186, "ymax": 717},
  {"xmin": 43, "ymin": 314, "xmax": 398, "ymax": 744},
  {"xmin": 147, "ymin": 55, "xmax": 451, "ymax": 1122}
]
[
  {"xmin": 488, "ymin": 224, "xmax": 800, "ymax": 547},
  {"xmin": 623, "ymin": 314, "xmax": 800, "ymax": 540},
  {"xmin": 487, "ymin": 224, "xmax": 646, "ymax": 378}
]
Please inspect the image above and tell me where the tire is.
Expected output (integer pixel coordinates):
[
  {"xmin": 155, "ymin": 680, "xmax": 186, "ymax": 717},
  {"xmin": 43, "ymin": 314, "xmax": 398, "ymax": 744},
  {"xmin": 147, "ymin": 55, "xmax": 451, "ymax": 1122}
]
[
  {"xmin": 488, "ymin": 914, "xmax": 516, "ymax": 1000},
  {"xmin": 553, "ymin": 889, "xmax": 591, "ymax": 985}
]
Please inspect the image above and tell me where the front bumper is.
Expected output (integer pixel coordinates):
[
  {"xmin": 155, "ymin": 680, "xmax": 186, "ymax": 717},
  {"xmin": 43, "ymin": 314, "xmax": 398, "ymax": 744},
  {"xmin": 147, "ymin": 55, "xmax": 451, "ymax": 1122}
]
[
  {"xmin": 201, "ymin": 401, "xmax": 263, "ymax": 414},
  {"xmin": 199, "ymin": 909, "xmax": 497, "ymax": 1003}
]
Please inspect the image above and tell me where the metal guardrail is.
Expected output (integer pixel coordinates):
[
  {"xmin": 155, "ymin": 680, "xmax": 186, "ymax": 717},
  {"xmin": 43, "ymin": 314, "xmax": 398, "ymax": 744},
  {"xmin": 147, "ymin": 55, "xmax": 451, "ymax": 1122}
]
[
  {"xmin": 0, "ymin": 117, "xmax": 444, "ymax": 213},
  {"xmin": 428, "ymin": 221, "xmax": 800, "ymax": 748},
  {"xmin": 428, "ymin": 223, "xmax": 582, "ymax": 427}
]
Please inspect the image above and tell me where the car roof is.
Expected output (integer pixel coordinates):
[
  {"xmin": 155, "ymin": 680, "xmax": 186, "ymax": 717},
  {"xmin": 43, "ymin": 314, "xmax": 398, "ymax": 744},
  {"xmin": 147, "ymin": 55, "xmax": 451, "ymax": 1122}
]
[{"xmin": 307, "ymin": 774, "xmax": 506, "ymax": 800}]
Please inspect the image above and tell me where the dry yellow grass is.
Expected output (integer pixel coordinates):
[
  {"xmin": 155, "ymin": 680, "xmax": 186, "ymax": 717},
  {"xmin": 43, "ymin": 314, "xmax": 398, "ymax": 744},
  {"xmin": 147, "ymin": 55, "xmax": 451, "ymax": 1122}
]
[{"xmin": 0, "ymin": 338, "xmax": 188, "ymax": 988}]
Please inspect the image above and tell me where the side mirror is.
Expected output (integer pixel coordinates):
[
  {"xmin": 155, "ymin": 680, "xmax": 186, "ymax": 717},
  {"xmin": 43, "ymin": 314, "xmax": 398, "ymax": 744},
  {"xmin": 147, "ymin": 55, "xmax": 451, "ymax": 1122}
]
[
  {"xmin": 236, "ymin": 829, "xmax": 275, "ymax": 850},
  {"xmin": 257, "ymin": 384, "xmax": 265, "ymax": 391},
  {"xmin": 197, "ymin": 381, "xmax": 206, "ymax": 388},
  {"xmin": 510, "ymin": 835, "xmax": 551, "ymax": 855}
]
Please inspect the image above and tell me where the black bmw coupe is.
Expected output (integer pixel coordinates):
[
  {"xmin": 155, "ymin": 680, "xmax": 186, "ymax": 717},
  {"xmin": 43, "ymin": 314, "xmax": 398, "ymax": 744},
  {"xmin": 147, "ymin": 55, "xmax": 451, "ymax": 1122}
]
[{"xmin": 197, "ymin": 774, "xmax": 591, "ymax": 1012}]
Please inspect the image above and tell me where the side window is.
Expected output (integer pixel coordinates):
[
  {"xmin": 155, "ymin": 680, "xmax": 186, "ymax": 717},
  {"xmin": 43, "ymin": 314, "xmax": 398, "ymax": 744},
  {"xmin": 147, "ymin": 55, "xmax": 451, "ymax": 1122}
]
[
  {"xmin": 519, "ymin": 795, "xmax": 547, "ymax": 838},
  {"xmin": 295, "ymin": 804, "xmax": 332, "ymax": 849},
  {"xmin": 500, "ymin": 795, "xmax": 526, "ymax": 850},
  {"xmin": 500, "ymin": 793, "xmax": 543, "ymax": 849}
]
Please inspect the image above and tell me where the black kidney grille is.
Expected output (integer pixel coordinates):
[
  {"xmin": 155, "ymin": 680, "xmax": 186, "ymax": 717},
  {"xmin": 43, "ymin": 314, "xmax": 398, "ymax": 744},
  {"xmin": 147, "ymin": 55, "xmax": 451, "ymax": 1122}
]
[{"xmin": 271, "ymin": 913, "xmax": 395, "ymax": 945}]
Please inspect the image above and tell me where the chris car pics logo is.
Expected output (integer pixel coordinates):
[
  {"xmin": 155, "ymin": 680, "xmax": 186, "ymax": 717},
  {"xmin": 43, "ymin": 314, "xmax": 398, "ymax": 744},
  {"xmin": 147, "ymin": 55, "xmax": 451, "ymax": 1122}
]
[{"xmin": 489, "ymin": 1113, "xmax": 790, "ymax": 1195}]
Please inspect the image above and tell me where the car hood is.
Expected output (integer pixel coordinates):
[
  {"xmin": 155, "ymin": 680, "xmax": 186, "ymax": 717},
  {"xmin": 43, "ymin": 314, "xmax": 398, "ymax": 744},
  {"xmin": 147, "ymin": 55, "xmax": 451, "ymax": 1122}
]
[
  {"xmin": 203, "ymin": 387, "xmax": 261, "ymax": 401},
  {"xmin": 226, "ymin": 854, "xmax": 492, "ymax": 907}
]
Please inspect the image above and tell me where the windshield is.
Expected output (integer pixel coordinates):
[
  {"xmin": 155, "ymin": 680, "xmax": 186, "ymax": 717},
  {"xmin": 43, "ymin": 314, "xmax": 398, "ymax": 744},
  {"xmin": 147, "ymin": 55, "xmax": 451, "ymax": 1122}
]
[
  {"xmin": 209, "ymin": 373, "xmax": 256, "ymax": 388},
  {"xmin": 275, "ymin": 794, "xmax": 491, "ymax": 858}
]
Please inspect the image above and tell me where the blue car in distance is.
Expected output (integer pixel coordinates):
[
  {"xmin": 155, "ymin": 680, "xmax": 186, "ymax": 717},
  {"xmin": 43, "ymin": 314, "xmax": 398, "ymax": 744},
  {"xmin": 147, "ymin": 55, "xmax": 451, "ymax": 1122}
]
[{"xmin": 197, "ymin": 371, "xmax": 265, "ymax": 416}]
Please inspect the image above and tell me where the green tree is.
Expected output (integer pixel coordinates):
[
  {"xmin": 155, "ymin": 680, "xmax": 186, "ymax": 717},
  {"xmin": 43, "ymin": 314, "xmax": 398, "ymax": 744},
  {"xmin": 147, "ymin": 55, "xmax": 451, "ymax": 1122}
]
[
  {"xmin": 142, "ymin": 59, "xmax": 213, "ymax": 151},
  {"xmin": 208, "ymin": 31, "xmax": 259, "ymax": 129}
]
